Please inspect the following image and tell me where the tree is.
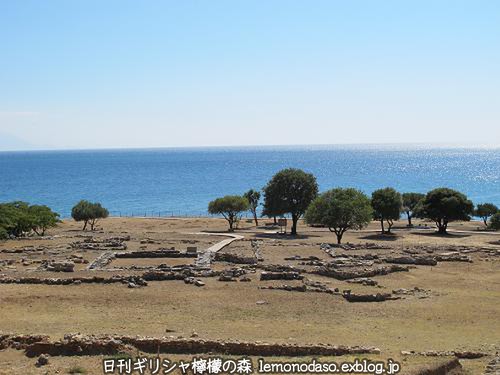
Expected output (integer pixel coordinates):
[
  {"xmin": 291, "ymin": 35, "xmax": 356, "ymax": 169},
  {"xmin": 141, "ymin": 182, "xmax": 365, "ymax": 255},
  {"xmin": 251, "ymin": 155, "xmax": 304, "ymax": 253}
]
[
  {"xmin": 263, "ymin": 168, "xmax": 318, "ymax": 235},
  {"xmin": 71, "ymin": 200, "xmax": 109, "ymax": 231},
  {"xmin": 305, "ymin": 188, "xmax": 372, "ymax": 244},
  {"xmin": 475, "ymin": 203, "xmax": 498, "ymax": 227},
  {"xmin": 208, "ymin": 195, "xmax": 249, "ymax": 231},
  {"xmin": 416, "ymin": 188, "xmax": 473, "ymax": 234},
  {"xmin": 244, "ymin": 189, "xmax": 261, "ymax": 226},
  {"xmin": 0, "ymin": 202, "xmax": 59, "ymax": 237},
  {"xmin": 371, "ymin": 188, "xmax": 402, "ymax": 234},
  {"xmin": 402, "ymin": 192, "xmax": 425, "ymax": 227},
  {"xmin": 489, "ymin": 212, "xmax": 500, "ymax": 231},
  {"xmin": 28, "ymin": 205, "xmax": 60, "ymax": 236}
]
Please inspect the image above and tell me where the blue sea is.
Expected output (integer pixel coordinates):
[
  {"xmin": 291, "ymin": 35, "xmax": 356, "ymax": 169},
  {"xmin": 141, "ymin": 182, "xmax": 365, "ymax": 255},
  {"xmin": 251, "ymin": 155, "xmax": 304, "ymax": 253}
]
[{"xmin": 0, "ymin": 145, "xmax": 499, "ymax": 218}]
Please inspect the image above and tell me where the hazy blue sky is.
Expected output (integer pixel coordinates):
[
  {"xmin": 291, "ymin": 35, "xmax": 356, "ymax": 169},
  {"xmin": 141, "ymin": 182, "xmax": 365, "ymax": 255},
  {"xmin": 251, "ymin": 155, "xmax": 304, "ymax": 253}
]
[{"xmin": 1, "ymin": 1, "xmax": 499, "ymax": 150}]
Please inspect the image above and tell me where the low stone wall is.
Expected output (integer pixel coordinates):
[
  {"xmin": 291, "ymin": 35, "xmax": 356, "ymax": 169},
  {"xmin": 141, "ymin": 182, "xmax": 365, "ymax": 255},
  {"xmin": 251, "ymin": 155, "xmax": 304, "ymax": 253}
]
[
  {"xmin": 316, "ymin": 265, "xmax": 409, "ymax": 280},
  {"xmin": 260, "ymin": 271, "xmax": 304, "ymax": 281},
  {"xmin": 214, "ymin": 252, "xmax": 257, "ymax": 265},
  {"xmin": 385, "ymin": 256, "xmax": 438, "ymax": 266},
  {"xmin": 116, "ymin": 250, "xmax": 197, "ymax": 259},
  {"xmin": 409, "ymin": 358, "xmax": 463, "ymax": 375},
  {"xmin": 0, "ymin": 334, "xmax": 382, "ymax": 358}
]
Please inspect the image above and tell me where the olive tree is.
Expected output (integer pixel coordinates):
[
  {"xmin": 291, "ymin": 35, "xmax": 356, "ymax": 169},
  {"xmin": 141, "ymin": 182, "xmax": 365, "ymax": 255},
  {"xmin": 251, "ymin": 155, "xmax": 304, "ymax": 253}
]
[
  {"xmin": 243, "ymin": 189, "xmax": 261, "ymax": 226},
  {"xmin": 475, "ymin": 203, "xmax": 498, "ymax": 227},
  {"xmin": 71, "ymin": 200, "xmax": 109, "ymax": 231},
  {"xmin": 208, "ymin": 195, "xmax": 249, "ymax": 231},
  {"xmin": 263, "ymin": 168, "xmax": 318, "ymax": 235},
  {"xmin": 305, "ymin": 188, "xmax": 372, "ymax": 244},
  {"xmin": 416, "ymin": 188, "xmax": 473, "ymax": 234},
  {"xmin": 402, "ymin": 192, "xmax": 425, "ymax": 227},
  {"xmin": 371, "ymin": 188, "xmax": 402, "ymax": 234}
]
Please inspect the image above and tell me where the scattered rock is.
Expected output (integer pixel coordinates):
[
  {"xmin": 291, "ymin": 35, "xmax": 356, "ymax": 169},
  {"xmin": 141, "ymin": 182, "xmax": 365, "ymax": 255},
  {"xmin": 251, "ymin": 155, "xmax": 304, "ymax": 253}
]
[{"xmin": 36, "ymin": 354, "xmax": 49, "ymax": 367}]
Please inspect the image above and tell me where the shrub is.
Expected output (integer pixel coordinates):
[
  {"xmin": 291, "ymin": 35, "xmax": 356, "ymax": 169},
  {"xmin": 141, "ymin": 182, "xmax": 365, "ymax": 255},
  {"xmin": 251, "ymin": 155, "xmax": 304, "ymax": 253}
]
[{"xmin": 489, "ymin": 212, "xmax": 500, "ymax": 231}]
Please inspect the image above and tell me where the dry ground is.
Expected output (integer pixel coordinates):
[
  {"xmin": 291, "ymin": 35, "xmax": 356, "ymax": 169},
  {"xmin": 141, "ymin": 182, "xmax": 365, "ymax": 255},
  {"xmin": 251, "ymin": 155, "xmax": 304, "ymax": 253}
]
[{"xmin": 0, "ymin": 217, "xmax": 499, "ymax": 374}]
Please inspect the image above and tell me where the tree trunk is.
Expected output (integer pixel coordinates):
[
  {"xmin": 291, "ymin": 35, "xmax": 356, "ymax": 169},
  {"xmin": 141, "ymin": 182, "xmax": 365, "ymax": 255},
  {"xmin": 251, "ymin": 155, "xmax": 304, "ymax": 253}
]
[
  {"xmin": 387, "ymin": 219, "xmax": 394, "ymax": 233},
  {"xmin": 436, "ymin": 219, "xmax": 448, "ymax": 234},
  {"xmin": 291, "ymin": 215, "xmax": 298, "ymax": 235},
  {"xmin": 484, "ymin": 218, "xmax": 488, "ymax": 226},
  {"xmin": 336, "ymin": 233, "xmax": 343, "ymax": 244},
  {"xmin": 83, "ymin": 221, "xmax": 88, "ymax": 231},
  {"xmin": 253, "ymin": 211, "xmax": 258, "ymax": 226},
  {"xmin": 380, "ymin": 219, "xmax": 385, "ymax": 234},
  {"xmin": 228, "ymin": 218, "xmax": 234, "ymax": 232},
  {"xmin": 273, "ymin": 216, "xmax": 277, "ymax": 225},
  {"xmin": 407, "ymin": 212, "xmax": 412, "ymax": 227}
]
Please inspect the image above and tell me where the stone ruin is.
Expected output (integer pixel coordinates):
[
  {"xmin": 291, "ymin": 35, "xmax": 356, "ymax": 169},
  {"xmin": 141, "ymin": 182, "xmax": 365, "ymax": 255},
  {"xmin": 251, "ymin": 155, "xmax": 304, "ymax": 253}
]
[
  {"xmin": 315, "ymin": 264, "xmax": 409, "ymax": 280},
  {"xmin": 115, "ymin": 249, "xmax": 197, "ymax": 259},
  {"xmin": 70, "ymin": 236, "xmax": 128, "ymax": 251},
  {"xmin": 0, "ymin": 333, "xmax": 381, "ymax": 358},
  {"xmin": 214, "ymin": 252, "xmax": 257, "ymax": 265}
]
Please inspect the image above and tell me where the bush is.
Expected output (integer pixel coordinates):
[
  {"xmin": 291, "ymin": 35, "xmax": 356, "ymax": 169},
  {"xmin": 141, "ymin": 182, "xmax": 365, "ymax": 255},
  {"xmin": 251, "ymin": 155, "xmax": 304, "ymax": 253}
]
[
  {"xmin": 71, "ymin": 200, "xmax": 109, "ymax": 231},
  {"xmin": 305, "ymin": 188, "xmax": 372, "ymax": 244},
  {"xmin": 489, "ymin": 213, "xmax": 500, "ymax": 231},
  {"xmin": 208, "ymin": 195, "xmax": 249, "ymax": 231}
]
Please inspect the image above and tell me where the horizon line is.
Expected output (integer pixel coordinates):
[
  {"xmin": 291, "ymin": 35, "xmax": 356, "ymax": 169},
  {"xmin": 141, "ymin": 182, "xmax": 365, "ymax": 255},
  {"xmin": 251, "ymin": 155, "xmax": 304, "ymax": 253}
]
[{"xmin": 1, "ymin": 141, "xmax": 500, "ymax": 153}]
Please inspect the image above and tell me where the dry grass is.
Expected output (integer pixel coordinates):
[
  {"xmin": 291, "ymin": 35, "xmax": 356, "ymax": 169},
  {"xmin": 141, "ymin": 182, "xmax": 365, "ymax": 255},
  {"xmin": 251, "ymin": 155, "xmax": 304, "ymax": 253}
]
[{"xmin": 0, "ymin": 217, "xmax": 499, "ymax": 374}]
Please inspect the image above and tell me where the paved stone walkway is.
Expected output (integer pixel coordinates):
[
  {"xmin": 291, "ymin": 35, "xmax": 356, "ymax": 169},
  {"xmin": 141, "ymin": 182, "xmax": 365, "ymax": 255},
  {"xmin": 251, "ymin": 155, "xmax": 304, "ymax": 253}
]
[{"xmin": 188, "ymin": 232, "xmax": 244, "ymax": 267}]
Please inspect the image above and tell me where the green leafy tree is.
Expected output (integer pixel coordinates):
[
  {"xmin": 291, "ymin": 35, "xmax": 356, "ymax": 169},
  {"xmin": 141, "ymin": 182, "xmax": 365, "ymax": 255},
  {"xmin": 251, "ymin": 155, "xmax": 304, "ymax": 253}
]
[
  {"xmin": 2, "ymin": 201, "xmax": 33, "ymax": 237},
  {"xmin": 208, "ymin": 195, "xmax": 249, "ymax": 231},
  {"xmin": 475, "ymin": 203, "xmax": 498, "ymax": 226},
  {"xmin": 402, "ymin": 192, "xmax": 425, "ymax": 227},
  {"xmin": 416, "ymin": 188, "xmax": 474, "ymax": 234},
  {"xmin": 28, "ymin": 205, "xmax": 60, "ymax": 236},
  {"xmin": 243, "ymin": 189, "xmax": 261, "ymax": 226},
  {"xmin": 263, "ymin": 168, "xmax": 318, "ymax": 235},
  {"xmin": 305, "ymin": 188, "xmax": 372, "ymax": 244},
  {"xmin": 371, "ymin": 188, "xmax": 403, "ymax": 234},
  {"xmin": 71, "ymin": 200, "xmax": 109, "ymax": 231},
  {"xmin": 0, "ymin": 202, "xmax": 59, "ymax": 237},
  {"xmin": 489, "ymin": 212, "xmax": 500, "ymax": 231}
]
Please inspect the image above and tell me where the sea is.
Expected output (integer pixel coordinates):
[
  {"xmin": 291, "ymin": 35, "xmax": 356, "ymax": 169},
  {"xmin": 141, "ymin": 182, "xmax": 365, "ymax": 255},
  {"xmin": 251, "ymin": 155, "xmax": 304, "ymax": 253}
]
[{"xmin": 0, "ymin": 144, "xmax": 499, "ymax": 218}]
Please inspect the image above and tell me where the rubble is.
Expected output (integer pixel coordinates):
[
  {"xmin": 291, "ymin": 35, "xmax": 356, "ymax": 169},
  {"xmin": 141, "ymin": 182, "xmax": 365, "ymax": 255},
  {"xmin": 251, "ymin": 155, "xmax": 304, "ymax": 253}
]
[{"xmin": 44, "ymin": 261, "xmax": 75, "ymax": 272}]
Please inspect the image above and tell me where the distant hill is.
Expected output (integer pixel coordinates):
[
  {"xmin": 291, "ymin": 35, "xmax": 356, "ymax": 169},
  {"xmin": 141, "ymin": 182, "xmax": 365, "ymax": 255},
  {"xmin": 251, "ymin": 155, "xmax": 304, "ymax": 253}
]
[{"xmin": 0, "ymin": 132, "xmax": 36, "ymax": 151}]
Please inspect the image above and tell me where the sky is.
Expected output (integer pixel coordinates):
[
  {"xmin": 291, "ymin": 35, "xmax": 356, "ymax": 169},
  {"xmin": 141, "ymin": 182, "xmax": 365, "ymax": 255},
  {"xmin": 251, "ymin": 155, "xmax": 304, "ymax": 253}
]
[{"xmin": 0, "ymin": 0, "xmax": 499, "ymax": 151}]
